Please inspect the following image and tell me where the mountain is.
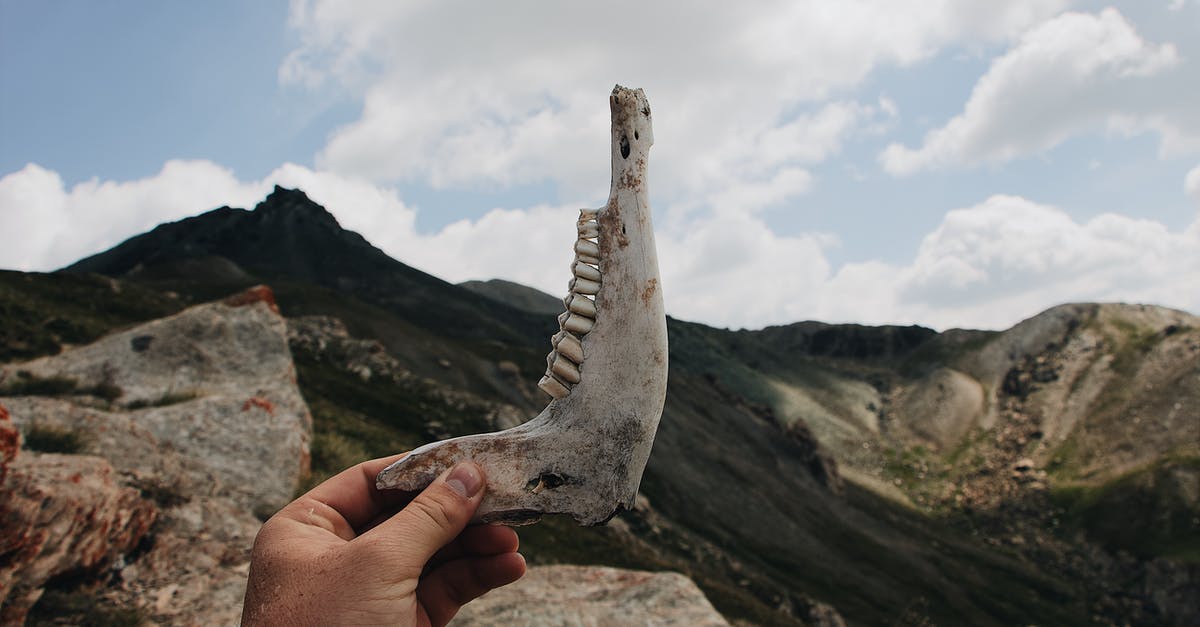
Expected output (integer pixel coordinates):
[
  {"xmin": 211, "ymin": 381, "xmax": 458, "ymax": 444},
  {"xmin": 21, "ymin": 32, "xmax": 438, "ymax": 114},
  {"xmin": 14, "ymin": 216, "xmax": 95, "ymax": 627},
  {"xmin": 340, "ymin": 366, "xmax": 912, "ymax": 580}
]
[
  {"xmin": 66, "ymin": 186, "xmax": 554, "ymax": 405},
  {"xmin": 459, "ymin": 278, "xmax": 563, "ymax": 315},
  {"xmin": 10, "ymin": 186, "xmax": 1194, "ymax": 624}
]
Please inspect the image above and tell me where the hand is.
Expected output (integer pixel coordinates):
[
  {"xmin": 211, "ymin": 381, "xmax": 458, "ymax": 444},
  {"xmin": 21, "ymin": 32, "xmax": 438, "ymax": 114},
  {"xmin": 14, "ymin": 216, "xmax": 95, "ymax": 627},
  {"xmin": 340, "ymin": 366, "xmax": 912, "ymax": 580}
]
[{"xmin": 242, "ymin": 454, "xmax": 526, "ymax": 626}]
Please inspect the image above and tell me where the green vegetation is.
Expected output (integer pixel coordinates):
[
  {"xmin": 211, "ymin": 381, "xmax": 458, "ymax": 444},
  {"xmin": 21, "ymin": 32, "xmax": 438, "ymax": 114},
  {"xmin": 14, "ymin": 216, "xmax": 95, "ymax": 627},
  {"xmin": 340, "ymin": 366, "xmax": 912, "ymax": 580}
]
[
  {"xmin": 1106, "ymin": 317, "xmax": 1162, "ymax": 377},
  {"xmin": 0, "ymin": 371, "xmax": 77, "ymax": 396},
  {"xmin": 879, "ymin": 444, "xmax": 955, "ymax": 512},
  {"xmin": 22, "ymin": 423, "xmax": 89, "ymax": 454},
  {"xmin": 125, "ymin": 389, "xmax": 201, "ymax": 410},
  {"xmin": 0, "ymin": 370, "xmax": 123, "ymax": 402},
  {"xmin": 292, "ymin": 350, "xmax": 493, "ymax": 489},
  {"xmin": 26, "ymin": 587, "xmax": 146, "ymax": 627},
  {"xmin": 1051, "ymin": 455, "xmax": 1200, "ymax": 562},
  {"xmin": 0, "ymin": 270, "xmax": 182, "ymax": 362},
  {"xmin": 129, "ymin": 476, "xmax": 189, "ymax": 508}
]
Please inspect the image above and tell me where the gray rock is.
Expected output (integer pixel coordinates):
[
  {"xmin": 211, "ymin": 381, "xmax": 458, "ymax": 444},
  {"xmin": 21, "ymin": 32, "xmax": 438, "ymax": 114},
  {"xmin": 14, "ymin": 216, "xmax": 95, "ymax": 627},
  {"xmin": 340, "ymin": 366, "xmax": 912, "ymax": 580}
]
[
  {"xmin": 1, "ymin": 287, "xmax": 311, "ymax": 514},
  {"xmin": 451, "ymin": 564, "xmax": 729, "ymax": 626},
  {"xmin": 0, "ymin": 287, "xmax": 312, "ymax": 625}
]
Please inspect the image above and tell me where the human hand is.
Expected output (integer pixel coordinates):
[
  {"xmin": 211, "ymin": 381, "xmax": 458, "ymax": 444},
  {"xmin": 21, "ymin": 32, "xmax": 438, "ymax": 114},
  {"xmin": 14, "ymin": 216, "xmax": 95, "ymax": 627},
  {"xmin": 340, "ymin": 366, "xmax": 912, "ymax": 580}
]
[{"xmin": 242, "ymin": 454, "xmax": 526, "ymax": 626}]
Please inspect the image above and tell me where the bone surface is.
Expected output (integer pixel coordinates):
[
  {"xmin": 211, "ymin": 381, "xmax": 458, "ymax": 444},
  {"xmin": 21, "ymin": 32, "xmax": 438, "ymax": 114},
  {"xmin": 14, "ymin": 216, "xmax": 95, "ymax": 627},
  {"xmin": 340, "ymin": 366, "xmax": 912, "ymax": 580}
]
[{"xmin": 377, "ymin": 86, "xmax": 667, "ymax": 526}]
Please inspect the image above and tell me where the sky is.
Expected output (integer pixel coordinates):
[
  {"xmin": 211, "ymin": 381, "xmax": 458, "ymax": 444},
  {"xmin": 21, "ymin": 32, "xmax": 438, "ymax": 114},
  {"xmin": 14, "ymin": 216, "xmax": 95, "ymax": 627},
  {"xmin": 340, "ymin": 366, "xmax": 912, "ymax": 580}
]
[{"xmin": 1, "ymin": 1, "xmax": 1197, "ymax": 331}]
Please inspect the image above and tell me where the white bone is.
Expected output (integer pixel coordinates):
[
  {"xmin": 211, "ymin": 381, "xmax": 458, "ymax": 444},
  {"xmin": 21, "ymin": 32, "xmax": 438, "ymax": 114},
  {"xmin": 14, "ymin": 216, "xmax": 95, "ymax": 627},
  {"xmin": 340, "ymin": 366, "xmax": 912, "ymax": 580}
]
[{"xmin": 378, "ymin": 86, "xmax": 667, "ymax": 527}]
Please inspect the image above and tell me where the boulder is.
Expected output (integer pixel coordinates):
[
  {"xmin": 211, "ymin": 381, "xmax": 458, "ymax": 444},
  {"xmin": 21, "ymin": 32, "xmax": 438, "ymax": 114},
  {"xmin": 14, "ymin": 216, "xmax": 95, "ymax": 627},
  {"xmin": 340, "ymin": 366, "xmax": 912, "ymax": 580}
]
[
  {"xmin": 1, "ymin": 286, "xmax": 311, "ymax": 514},
  {"xmin": 0, "ymin": 286, "xmax": 313, "ymax": 623},
  {"xmin": 0, "ymin": 451, "xmax": 157, "ymax": 624},
  {"xmin": 451, "ymin": 565, "xmax": 729, "ymax": 626}
]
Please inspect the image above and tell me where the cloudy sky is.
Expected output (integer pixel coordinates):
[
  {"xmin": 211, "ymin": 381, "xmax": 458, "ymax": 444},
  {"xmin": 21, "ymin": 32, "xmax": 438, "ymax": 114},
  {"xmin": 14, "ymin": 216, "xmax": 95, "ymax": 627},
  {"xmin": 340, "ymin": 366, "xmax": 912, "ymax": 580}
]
[{"xmin": 2, "ymin": 1, "xmax": 1197, "ymax": 330}]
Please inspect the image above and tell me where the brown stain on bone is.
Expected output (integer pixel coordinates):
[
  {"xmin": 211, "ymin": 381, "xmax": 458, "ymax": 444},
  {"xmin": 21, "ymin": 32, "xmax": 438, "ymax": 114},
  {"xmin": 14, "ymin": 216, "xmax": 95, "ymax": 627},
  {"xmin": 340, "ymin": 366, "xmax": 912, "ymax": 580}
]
[
  {"xmin": 641, "ymin": 278, "xmax": 658, "ymax": 306},
  {"xmin": 599, "ymin": 198, "xmax": 629, "ymax": 251}
]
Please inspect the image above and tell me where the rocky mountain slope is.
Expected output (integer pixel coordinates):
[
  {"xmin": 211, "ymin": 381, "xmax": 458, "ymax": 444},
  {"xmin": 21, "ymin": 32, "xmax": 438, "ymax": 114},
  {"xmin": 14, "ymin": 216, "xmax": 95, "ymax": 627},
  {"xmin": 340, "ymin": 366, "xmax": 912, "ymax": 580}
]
[{"xmin": 1, "ymin": 186, "xmax": 1194, "ymax": 624}]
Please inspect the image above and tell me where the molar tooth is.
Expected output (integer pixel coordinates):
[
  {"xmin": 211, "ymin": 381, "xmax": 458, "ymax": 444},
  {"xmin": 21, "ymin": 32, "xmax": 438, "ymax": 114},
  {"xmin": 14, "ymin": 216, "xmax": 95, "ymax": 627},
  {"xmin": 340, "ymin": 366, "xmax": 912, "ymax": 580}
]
[
  {"xmin": 575, "ymin": 239, "xmax": 600, "ymax": 259},
  {"xmin": 573, "ymin": 261, "xmax": 601, "ymax": 282},
  {"xmin": 558, "ymin": 311, "xmax": 571, "ymax": 326},
  {"xmin": 537, "ymin": 374, "xmax": 570, "ymax": 399},
  {"xmin": 567, "ymin": 294, "xmax": 597, "ymax": 318},
  {"xmin": 572, "ymin": 278, "xmax": 601, "ymax": 295},
  {"xmin": 563, "ymin": 314, "xmax": 594, "ymax": 335},
  {"xmin": 579, "ymin": 209, "xmax": 599, "ymax": 220},
  {"xmin": 555, "ymin": 333, "xmax": 584, "ymax": 363},
  {"xmin": 551, "ymin": 355, "xmax": 582, "ymax": 383},
  {"xmin": 577, "ymin": 253, "xmax": 601, "ymax": 265},
  {"xmin": 577, "ymin": 222, "xmax": 599, "ymax": 239}
]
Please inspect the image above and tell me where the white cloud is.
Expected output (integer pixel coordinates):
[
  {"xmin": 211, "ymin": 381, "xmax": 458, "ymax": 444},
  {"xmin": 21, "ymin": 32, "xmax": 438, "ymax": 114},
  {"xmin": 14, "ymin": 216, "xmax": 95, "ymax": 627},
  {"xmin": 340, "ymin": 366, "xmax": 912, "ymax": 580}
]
[
  {"xmin": 1186, "ymin": 164, "xmax": 1200, "ymax": 202},
  {"xmin": 881, "ymin": 195, "xmax": 1200, "ymax": 327},
  {"xmin": 4, "ymin": 163, "xmax": 1194, "ymax": 332},
  {"xmin": 881, "ymin": 8, "xmax": 1197, "ymax": 176},
  {"xmin": 0, "ymin": 161, "xmax": 267, "ymax": 272},
  {"xmin": 282, "ymin": 0, "xmax": 1066, "ymax": 211}
]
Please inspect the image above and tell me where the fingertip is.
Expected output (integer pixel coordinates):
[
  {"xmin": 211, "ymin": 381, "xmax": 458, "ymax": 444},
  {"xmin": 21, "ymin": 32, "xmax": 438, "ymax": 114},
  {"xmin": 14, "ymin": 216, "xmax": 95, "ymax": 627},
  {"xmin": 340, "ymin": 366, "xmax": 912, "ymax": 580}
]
[
  {"xmin": 492, "ymin": 551, "xmax": 527, "ymax": 587},
  {"xmin": 445, "ymin": 461, "xmax": 484, "ymax": 498},
  {"xmin": 510, "ymin": 551, "xmax": 527, "ymax": 577}
]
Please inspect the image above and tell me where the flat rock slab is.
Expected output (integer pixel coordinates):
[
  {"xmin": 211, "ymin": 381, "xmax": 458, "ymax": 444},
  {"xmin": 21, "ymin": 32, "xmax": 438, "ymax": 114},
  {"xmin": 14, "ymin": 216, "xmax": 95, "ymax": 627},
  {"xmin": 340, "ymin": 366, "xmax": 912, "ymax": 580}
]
[
  {"xmin": 1, "ymin": 288, "xmax": 311, "ymax": 513},
  {"xmin": 451, "ymin": 564, "xmax": 728, "ymax": 626}
]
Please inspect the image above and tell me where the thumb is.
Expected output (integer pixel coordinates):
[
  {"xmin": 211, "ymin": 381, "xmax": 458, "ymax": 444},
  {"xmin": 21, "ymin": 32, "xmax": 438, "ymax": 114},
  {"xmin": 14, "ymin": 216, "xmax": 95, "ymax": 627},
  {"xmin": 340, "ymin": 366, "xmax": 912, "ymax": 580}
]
[{"xmin": 366, "ymin": 461, "xmax": 486, "ymax": 568}]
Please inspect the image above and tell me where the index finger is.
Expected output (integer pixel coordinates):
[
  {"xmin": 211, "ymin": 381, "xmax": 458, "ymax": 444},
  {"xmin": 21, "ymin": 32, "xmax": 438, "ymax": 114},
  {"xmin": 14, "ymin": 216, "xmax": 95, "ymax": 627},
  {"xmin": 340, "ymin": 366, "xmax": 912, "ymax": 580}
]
[{"xmin": 286, "ymin": 453, "xmax": 413, "ymax": 534}]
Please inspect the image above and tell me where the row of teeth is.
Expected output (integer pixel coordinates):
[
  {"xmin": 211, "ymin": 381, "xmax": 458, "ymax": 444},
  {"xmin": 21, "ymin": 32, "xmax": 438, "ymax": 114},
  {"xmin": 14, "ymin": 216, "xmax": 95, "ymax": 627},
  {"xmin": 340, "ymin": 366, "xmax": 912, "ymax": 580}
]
[{"xmin": 538, "ymin": 209, "xmax": 601, "ymax": 399}]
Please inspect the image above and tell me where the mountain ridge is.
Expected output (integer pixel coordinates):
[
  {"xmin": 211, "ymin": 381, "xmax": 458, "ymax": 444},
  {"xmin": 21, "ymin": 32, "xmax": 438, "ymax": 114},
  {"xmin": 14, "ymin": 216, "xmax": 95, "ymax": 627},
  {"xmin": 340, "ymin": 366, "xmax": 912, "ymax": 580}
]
[{"xmin": 24, "ymin": 186, "xmax": 1198, "ymax": 624}]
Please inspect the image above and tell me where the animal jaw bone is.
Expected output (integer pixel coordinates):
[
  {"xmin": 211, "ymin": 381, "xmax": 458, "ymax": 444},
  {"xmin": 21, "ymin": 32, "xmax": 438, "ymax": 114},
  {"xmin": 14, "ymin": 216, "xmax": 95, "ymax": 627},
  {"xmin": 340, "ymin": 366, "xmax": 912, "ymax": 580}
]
[{"xmin": 376, "ymin": 85, "xmax": 667, "ymax": 526}]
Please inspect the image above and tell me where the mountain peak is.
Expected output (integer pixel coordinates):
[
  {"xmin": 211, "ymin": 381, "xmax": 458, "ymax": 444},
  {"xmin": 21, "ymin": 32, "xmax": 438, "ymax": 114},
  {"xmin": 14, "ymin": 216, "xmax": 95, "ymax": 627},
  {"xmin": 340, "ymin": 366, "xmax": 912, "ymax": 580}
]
[{"xmin": 252, "ymin": 186, "xmax": 340, "ymax": 228}]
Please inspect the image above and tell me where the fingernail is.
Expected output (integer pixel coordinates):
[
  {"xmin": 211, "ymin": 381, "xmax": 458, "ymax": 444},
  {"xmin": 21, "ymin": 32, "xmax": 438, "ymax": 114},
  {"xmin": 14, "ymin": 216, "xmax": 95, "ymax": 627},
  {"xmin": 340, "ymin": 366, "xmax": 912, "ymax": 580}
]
[{"xmin": 445, "ymin": 462, "xmax": 483, "ymax": 497}]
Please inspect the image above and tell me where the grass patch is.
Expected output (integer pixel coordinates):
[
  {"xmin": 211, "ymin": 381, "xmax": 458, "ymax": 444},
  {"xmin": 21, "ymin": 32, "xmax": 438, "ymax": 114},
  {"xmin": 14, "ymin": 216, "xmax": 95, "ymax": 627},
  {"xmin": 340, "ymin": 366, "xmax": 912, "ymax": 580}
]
[
  {"xmin": 1104, "ymin": 317, "xmax": 1161, "ymax": 377},
  {"xmin": 292, "ymin": 348, "xmax": 495, "ymax": 490},
  {"xmin": 26, "ymin": 587, "xmax": 146, "ymax": 627},
  {"xmin": 0, "ymin": 270, "xmax": 183, "ymax": 363},
  {"xmin": 125, "ymin": 389, "xmax": 200, "ymax": 410},
  {"xmin": 1, "ymin": 371, "xmax": 78, "ymax": 396},
  {"xmin": 0, "ymin": 371, "xmax": 123, "ymax": 402},
  {"xmin": 22, "ymin": 424, "xmax": 89, "ymax": 454},
  {"xmin": 1051, "ymin": 455, "xmax": 1200, "ymax": 562}
]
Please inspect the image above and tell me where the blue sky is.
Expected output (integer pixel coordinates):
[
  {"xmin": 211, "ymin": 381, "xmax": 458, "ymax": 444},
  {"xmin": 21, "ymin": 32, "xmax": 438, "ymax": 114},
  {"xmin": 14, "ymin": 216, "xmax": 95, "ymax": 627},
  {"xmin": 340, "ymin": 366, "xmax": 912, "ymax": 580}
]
[{"xmin": 2, "ymin": 1, "xmax": 1197, "ymax": 330}]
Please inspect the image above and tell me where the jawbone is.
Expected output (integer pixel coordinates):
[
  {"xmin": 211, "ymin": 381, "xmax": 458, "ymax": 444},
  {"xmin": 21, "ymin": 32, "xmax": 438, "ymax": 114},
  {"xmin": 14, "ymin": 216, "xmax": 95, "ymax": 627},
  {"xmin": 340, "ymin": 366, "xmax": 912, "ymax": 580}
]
[{"xmin": 376, "ymin": 86, "xmax": 666, "ymax": 527}]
